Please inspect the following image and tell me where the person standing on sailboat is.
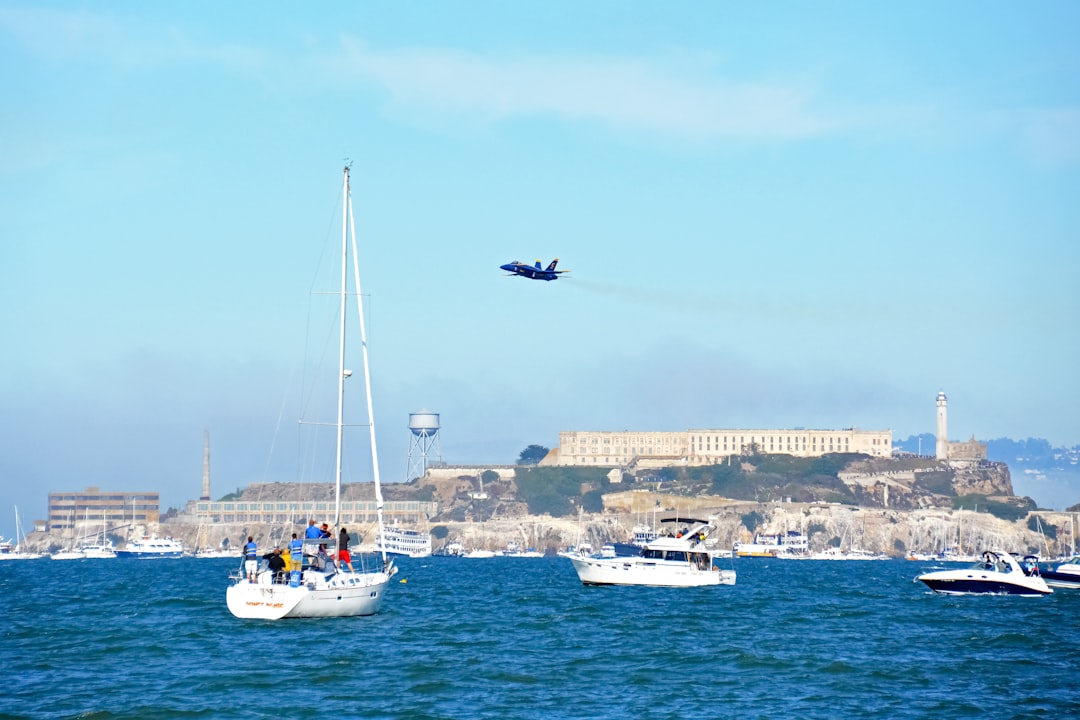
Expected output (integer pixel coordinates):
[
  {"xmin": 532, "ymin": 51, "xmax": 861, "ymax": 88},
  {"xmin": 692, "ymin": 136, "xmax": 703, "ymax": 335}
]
[
  {"xmin": 338, "ymin": 528, "xmax": 354, "ymax": 573},
  {"xmin": 288, "ymin": 533, "xmax": 303, "ymax": 571},
  {"xmin": 243, "ymin": 536, "xmax": 258, "ymax": 583}
]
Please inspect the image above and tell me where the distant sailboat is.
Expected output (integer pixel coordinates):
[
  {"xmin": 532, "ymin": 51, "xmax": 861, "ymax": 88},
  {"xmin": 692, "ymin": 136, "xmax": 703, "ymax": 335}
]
[
  {"xmin": 0, "ymin": 506, "xmax": 43, "ymax": 561},
  {"xmin": 50, "ymin": 508, "xmax": 85, "ymax": 560},
  {"xmin": 225, "ymin": 164, "xmax": 396, "ymax": 619},
  {"xmin": 78, "ymin": 508, "xmax": 117, "ymax": 559}
]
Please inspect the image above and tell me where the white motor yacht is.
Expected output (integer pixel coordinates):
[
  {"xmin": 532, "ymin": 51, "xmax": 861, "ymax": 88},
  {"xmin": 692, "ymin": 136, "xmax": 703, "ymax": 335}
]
[
  {"xmin": 562, "ymin": 517, "xmax": 736, "ymax": 588},
  {"xmin": 115, "ymin": 536, "xmax": 184, "ymax": 559},
  {"xmin": 734, "ymin": 530, "xmax": 810, "ymax": 558},
  {"xmin": 916, "ymin": 550, "xmax": 1052, "ymax": 596},
  {"xmin": 377, "ymin": 520, "xmax": 432, "ymax": 558}
]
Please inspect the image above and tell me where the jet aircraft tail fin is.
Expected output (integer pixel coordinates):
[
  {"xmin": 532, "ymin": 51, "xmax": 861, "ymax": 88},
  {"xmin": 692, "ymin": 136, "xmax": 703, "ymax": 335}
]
[{"xmin": 545, "ymin": 258, "xmax": 559, "ymax": 272}]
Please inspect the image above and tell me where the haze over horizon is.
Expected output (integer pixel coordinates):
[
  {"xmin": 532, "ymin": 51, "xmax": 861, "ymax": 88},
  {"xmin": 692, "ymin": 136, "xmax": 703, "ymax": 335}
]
[{"xmin": 2, "ymin": 2, "xmax": 1078, "ymax": 534}]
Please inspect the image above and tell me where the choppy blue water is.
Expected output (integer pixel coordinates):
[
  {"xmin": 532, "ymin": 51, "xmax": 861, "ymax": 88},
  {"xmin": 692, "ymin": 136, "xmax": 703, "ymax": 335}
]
[{"xmin": 3, "ymin": 556, "xmax": 1077, "ymax": 719}]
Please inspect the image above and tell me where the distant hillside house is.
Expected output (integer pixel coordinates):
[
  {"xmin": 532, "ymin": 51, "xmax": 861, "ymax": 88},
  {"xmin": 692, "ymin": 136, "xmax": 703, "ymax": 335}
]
[{"xmin": 551, "ymin": 428, "xmax": 893, "ymax": 468}]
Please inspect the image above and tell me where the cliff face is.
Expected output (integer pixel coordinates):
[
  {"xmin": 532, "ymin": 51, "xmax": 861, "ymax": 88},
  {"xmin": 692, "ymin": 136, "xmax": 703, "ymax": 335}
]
[{"xmin": 838, "ymin": 458, "xmax": 1015, "ymax": 510}]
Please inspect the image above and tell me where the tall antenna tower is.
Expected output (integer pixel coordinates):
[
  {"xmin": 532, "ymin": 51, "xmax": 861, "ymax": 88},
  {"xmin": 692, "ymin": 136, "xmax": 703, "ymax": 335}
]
[{"xmin": 407, "ymin": 410, "xmax": 442, "ymax": 481}]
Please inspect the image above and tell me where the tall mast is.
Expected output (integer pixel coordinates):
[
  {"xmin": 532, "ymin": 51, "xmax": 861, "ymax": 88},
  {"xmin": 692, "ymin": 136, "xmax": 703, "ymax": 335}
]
[
  {"xmin": 334, "ymin": 166, "xmax": 349, "ymax": 527},
  {"xmin": 346, "ymin": 165, "xmax": 388, "ymax": 566}
]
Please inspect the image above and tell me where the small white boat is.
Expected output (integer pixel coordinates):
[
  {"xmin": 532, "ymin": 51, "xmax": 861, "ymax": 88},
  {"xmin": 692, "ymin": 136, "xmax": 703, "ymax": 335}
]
[
  {"xmin": 734, "ymin": 530, "xmax": 810, "ymax": 558},
  {"xmin": 562, "ymin": 517, "xmax": 736, "ymax": 588},
  {"xmin": 463, "ymin": 549, "xmax": 495, "ymax": 559},
  {"xmin": 78, "ymin": 541, "xmax": 117, "ymax": 559},
  {"xmin": 196, "ymin": 545, "xmax": 235, "ymax": 559},
  {"xmin": 1041, "ymin": 555, "xmax": 1080, "ymax": 589},
  {"xmin": 437, "ymin": 541, "xmax": 464, "ymax": 556},
  {"xmin": 0, "ymin": 540, "xmax": 42, "ymax": 560},
  {"xmin": 77, "ymin": 511, "xmax": 117, "ymax": 558},
  {"xmin": 115, "ymin": 536, "xmax": 184, "ymax": 559},
  {"xmin": 50, "ymin": 548, "xmax": 86, "ymax": 560},
  {"xmin": 497, "ymin": 540, "xmax": 543, "ymax": 558},
  {"xmin": 916, "ymin": 550, "xmax": 1052, "ymax": 596}
]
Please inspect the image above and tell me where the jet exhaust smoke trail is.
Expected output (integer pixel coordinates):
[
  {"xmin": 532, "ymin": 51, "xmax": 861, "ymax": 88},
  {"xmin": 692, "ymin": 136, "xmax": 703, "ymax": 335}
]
[{"xmin": 566, "ymin": 277, "xmax": 729, "ymax": 313}]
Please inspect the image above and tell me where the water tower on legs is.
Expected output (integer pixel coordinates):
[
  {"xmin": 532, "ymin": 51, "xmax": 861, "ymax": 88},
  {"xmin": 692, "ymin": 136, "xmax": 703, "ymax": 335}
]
[{"xmin": 407, "ymin": 410, "xmax": 442, "ymax": 481}]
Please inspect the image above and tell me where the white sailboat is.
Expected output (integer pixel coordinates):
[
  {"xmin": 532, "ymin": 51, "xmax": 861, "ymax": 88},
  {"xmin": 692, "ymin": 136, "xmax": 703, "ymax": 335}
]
[
  {"xmin": 50, "ymin": 508, "xmax": 85, "ymax": 560},
  {"xmin": 78, "ymin": 509, "xmax": 117, "ymax": 559},
  {"xmin": 0, "ymin": 506, "xmax": 43, "ymax": 561},
  {"xmin": 226, "ymin": 165, "xmax": 397, "ymax": 620}
]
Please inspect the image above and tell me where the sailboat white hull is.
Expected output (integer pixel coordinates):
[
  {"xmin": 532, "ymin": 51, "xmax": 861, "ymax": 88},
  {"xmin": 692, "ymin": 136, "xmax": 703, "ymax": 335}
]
[{"xmin": 226, "ymin": 566, "xmax": 396, "ymax": 620}]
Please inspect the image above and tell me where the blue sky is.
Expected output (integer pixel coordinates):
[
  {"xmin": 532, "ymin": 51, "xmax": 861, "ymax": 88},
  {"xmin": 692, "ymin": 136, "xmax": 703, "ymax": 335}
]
[{"xmin": 2, "ymin": 2, "xmax": 1079, "ymax": 533}]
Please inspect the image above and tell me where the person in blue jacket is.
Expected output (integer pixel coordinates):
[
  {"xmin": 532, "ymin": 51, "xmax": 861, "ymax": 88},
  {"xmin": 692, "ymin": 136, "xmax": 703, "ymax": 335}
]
[
  {"xmin": 288, "ymin": 532, "xmax": 304, "ymax": 573},
  {"xmin": 243, "ymin": 535, "xmax": 258, "ymax": 583}
]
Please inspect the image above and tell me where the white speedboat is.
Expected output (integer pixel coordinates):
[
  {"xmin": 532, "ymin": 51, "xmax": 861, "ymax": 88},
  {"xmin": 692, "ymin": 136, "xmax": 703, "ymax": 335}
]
[
  {"xmin": 78, "ymin": 541, "xmax": 117, "ymax": 559},
  {"xmin": 562, "ymin": 518, "xmax": 736, "ymax": 588},
  {"xmin": 226, "ymin": 165, "xmax": 396, "ymax": 620},
  {"xmin": 50, "ymin": 548, "xmax": 86, "ymax": 560},
  {"xmin": 916, "ymin": 550, "xmax": 1052, "ymax": 596},
  {"xmin": 463, "ymin": 548, "xmax": 495, "ymax": 559},
  {"xmin": 1041, "ymin": 555, "xmax": 1080, "ymax": 589},
  {"xmin": 195, "ymin": 545, "xmax": 235, "ymax": 559},
  {"xmin": 378, "ymin": 520, "xmax": 432, "ymax": 558},
  {"xmin": 116, "ymin": 536, "xmax": 184, "ymax": 558}
]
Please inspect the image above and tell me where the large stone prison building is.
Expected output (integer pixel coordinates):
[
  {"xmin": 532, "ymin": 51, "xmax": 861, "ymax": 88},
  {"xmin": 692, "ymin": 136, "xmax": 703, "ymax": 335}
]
[{"xmin": 552, "ymin": 428, "xmax": 892, "ymax": 468}]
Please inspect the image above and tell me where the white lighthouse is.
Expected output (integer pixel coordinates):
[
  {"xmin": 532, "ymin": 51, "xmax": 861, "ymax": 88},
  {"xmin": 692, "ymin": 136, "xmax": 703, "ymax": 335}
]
[{"xmin": 935, "ymin": 391, "xmax": 948, "ymax": 460}]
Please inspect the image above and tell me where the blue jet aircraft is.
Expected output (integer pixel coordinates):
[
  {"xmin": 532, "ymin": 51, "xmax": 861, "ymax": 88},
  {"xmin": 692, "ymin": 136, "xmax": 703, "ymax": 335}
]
[{"xmin": 499, "ymin": 258, "xmax": 568, "ymax": 281}]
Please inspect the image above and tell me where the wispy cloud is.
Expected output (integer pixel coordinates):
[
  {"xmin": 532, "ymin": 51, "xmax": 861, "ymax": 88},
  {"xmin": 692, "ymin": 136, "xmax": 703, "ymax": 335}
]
[
  {"xmin": 0, "ymin": 5, "xmax": 263, "ymax": 71},
  {"xmin": 5, "ymin": 6, "xmax": 1075, "ymax": 162},
  {"xmin": 330, "ymin": 38, "xmax": 846, "ymax": 142}
]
